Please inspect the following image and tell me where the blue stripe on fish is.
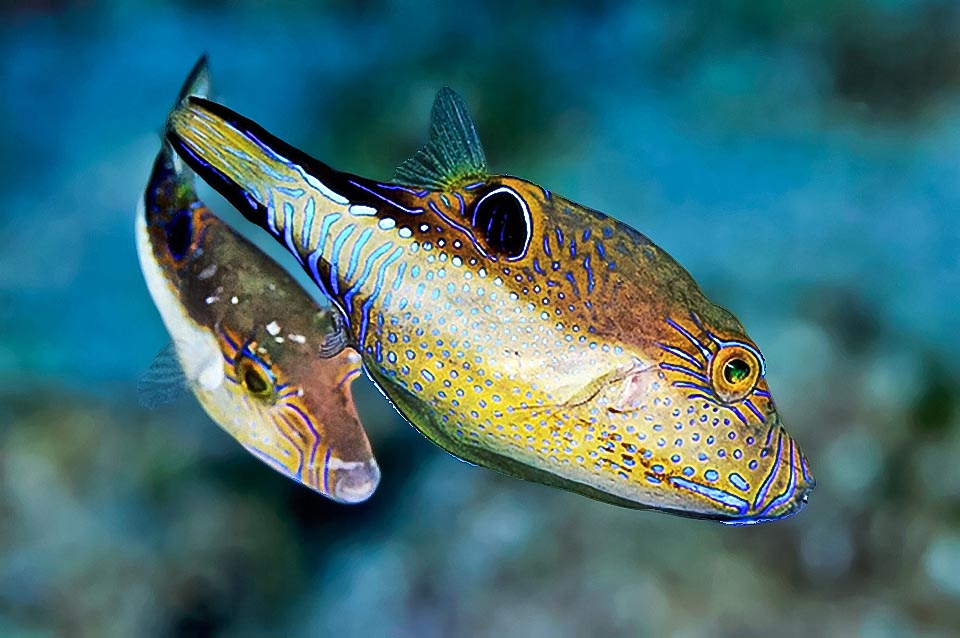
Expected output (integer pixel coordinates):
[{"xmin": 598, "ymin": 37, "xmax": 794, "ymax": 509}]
[
  {"xmin": 359, "ymin": 246, "xmax": 405, "ymax": 347},
  {"xmin": 343, "ymin": 240, "xmax": 394, "ymax": 313},
  {"xmin": 301, "ymin": 197, "xmax": 316, "ymax": 249},
  {"xmin": 328, "ymin": 224, "xmax": 357, "ymax": 296},
  {"xmin": 669, "ymin": 476, "xmax": 749, "ymax": 514},
  {"xmin": 344, "ymin": 227, "xmax": 374, "ymax": 283}
]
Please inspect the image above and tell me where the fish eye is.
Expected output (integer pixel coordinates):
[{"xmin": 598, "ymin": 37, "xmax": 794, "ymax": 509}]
[
  {"xmin": 164, "ymin": 209, "xmax": 193, "ymax": 260},
  {"xmin": 710, "ymin": 344, "xmax": 761, "ymax": 403},
  {"xmin": 723, "ymin": 358, "xmax": 750, "ymax": 384},
  {"xmin": 470, "ymin": 186, "xmax": 531, "ymax": 260},
  {"xmin": 237, "ymin": 357, "xmax": 275, "ymax": 400}
]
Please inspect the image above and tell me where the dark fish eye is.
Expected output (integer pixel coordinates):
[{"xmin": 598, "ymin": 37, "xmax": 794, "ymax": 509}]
[
  {"xmin": 164, "ymin": 209, "xmax": 193, "ymax": 260},
  {"xmin": 470, "ymin": 186, "xmax": 531, "ymax": 260},
  {"xmin": 237, "ymin": 357, "xmax": 274, "ymax": 399},
  {"xmin": 723, "ymin": 358, "xmax": 751, "ymax": 385}
]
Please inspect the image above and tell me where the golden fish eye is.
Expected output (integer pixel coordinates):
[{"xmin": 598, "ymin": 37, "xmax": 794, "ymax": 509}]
[
  {"xmin": 710, "ymin": 345, "xmax": 761, "ymax": 403},
  {"xmin": 237, "ymin": 357, "xmax": 275, "ymax": 401}
]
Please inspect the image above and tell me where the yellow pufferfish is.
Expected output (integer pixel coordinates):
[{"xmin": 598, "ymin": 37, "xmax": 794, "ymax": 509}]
[
  {"xmin": 136, "ymin": 57, "xmax": 379, "ymax": 503},
  {"xmin": 165, "ymin": 57, "xmax": 814, "ymax": 523}
]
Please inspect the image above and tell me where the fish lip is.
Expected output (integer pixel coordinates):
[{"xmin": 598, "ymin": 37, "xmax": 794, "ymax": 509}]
[{"xmin": 331, "ymin": 458, "xmax": 381, "ymax": 504}]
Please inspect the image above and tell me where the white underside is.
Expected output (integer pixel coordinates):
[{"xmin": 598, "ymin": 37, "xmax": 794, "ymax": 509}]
[{"xmin": 135, "ymin": 199, "xmax": 224, "ymax": 392}]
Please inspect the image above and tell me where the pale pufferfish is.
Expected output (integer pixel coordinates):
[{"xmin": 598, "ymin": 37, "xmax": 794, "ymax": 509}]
[
  {"xmin": 166, "ymin": 56, "xmax": 814, "ymax": 523},
  {"xmin": 136, "ymin": 57, "xmax": 379, "ymax": 503}
]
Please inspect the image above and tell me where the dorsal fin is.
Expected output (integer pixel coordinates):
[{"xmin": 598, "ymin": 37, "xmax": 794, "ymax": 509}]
[
  {"xmin": 394, "ymin": 87, "xmax": 487, "ymax": 190},
  {"xmin": 175, "ymin": 54, "xmax": 212, "ymax": 107}
]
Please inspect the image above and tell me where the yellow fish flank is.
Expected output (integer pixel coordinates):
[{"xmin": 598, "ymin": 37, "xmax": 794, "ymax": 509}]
[
  {"xmin": 136, "ymin": 58, "xmax": 379, "ymax": 503},
  {"xmin": 165, "ymin": 60, "xmax": 814, "ymax": 523}
]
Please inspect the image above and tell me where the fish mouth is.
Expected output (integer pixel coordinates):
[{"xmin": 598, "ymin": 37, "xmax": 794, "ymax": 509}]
[
  {"xmin": 723, "ymin": 428, "xmax": 815, "ymax": 526},
  {"xmin": 330, "ymin": 457, "xmax": 381, "ymax": 504}
]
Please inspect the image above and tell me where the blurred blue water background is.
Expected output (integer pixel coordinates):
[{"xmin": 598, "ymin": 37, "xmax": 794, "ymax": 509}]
[{"xmin": 1, "ymin": 1, "xmax": 958, "ymax": 637}]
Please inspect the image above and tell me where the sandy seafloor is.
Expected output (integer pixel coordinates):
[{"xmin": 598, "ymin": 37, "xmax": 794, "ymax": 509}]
[{"xmin": 1, "ymin": 2, "xmax": 958, "ymax": 636}]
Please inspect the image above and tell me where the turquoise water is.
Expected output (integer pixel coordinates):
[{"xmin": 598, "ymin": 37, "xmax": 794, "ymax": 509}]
[{"xmin": 1, "ymin": 2, "xmax": 958, "ymax": 636}]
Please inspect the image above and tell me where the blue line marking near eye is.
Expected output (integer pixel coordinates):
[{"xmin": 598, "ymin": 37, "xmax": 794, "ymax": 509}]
[
  {"xmin": 533, "ymin": 258, "xmax": 545, "ymax": 275},
  {"xmin": 344, "ymin": 228, "xmax": 374, "ymax": 283},
  {"xmin": 329, "ymin": 224, "xmax": 357, "ymax": 296},
  {"xmin": 729, "ymin": 405, "xmax": 748, "ymax": 426},
  {"xmin": 743, "ymin": 399, "xmax": 766, "ymax": 423},
  {"xmin": 219, "ymin": 327, "xmax": 239, "ymax": 351},
  {"xmin": 343, "ymin": 240, "xmax": 394, "ymax": 314},
  {"xmin": 665, "ymin": 318, "xmax": 712, "ymax": 360},
  {"xmin": 583, "ymin": 256, "xmax": 595, "ymax": 293},
  {"xmin": 669, "ymin": 476, "xmax": 749, "ymax": 513},
  {"xmin": 672, "ymin": 380, "xmax": 714, "ymax": 393},
  {"xmin": 582, "ymin": 228, "xmax": 591, "ymax": 241},
  {"xmin": 659, "ymin": 363, "xmax": 708, "ymax": 383},
  {"xmin": 301, "ymin": 197, "xmax": 316, "ymax": 248},
  {"xmin": 753, "ymin": 429, "xmax": 784, "ymax": 511},
  {"xmin": 569, "ymin": 239, "xmax": 577, "ymax": 259},
  {"xmin": 656, "ymin": 343, "xmax": 705, "ymax": 370},
  {"xmin": 428, "ymin": 201, "xmax": 481, "ymax": 255},
  {"xmin": 464, "ymin": 181, "xmax": 485, "ymax": 190},
  {"xmin": 543, "ymin": 233, "xmax": 552, "ymax": 257},
  {"xmin": 555, "ymin": 227, "xmax": 564, "ymax": 249}
]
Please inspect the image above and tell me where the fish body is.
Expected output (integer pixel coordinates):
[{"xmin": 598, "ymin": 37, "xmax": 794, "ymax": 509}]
[
  {"xmin": 167, "ymin": 78, "xmax": 814, "ymax": 522},
  {"xmin": 136, "ymin": 58, "xmax": 379, "ymax": 503}
]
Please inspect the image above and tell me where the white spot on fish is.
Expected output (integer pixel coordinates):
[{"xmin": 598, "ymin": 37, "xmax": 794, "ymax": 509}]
[
  {"xmin": 398, "ymin": 227, "xmax": 413, "ymax": 239},
  {"xmin": 378, "ymin": 217, "xmax": 397, "ymax": 230},
  {"xmin": 198, "ymin": 264, "xmax": 217, "ymax": 280},
  {"xmin": 349, "ymin": 204, "xmax": 377, "ymax": 217},
  {"xmin": 205, "ymin": 295, "xmax": 220, "ymax": 304},
  {"xmin": 266, "ymin": 321, "xmax": 281, "ymax": 336},
  {"xmin": 274, "ymin": 336, "xmax": 285, "ymax": 343},
  {"xmin": 301, "ymin": 170, "xmax": 349, "ymax": 204},
  {"xmin": 230, "ymin": 296, "xmax": 239, "ymax": 305},
  {"xmin": 288, "ymin": 333, "xmax": 306, "ymax": 344}
]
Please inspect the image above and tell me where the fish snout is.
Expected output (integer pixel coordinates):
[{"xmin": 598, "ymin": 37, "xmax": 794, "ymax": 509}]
[
  {"xmin": 746, "ymin": 428, "xmax": 815, "ymax": 522},
  {"xmin": 330, "ymin": 457, "xmax": 381, "ymax": 504}
]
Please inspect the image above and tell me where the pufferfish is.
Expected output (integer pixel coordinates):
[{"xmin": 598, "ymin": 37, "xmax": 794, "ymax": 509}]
[
  {"xmin": 165, "ymin": 57, "xmax": 815, "ymax": 523},
  {"xmin": 136, "ymin": 57, "xmax": 379, "ymax": 503}
]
